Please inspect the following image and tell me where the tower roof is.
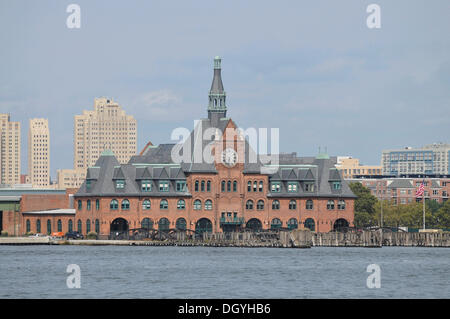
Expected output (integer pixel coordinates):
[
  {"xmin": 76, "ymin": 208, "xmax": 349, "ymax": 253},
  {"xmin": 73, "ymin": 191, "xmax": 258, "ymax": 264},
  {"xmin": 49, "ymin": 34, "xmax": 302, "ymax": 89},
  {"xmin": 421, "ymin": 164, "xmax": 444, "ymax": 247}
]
[{"xmin": 210, "ymin": 56, "xmax": 224, "ymax": 94}]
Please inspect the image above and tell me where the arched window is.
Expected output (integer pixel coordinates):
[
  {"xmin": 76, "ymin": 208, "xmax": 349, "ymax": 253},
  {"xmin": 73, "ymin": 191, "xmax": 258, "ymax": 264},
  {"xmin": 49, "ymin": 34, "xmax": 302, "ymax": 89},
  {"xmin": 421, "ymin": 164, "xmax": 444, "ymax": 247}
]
[
  {"xmin": 246, "ymin": 200, "xmax": 254, "ymax": 210},
  {"xmin": 142, "ymin": 199, "xmax": 151, "ymax": 210},
  {"xmin": 272, "ymin": 200, "xmax": 280, "ymax": 210},
  {"xmin": 233, "ymin": 181, "xmax": 237, "ymax": 192},
  {"xmin": 194, "ymin": 199, "xmax": 202, "ymax": 210},
  {"xmin": 158, "ymin": 218, "xmax": 170, "ymax": 231},
  {"xmin": 201, "ymin": 181, "xmax": 205, "ymax": 192},
  {"xmin": 259, "ymin": 181, "xmax": 263, "ymax": 192},
  {"xmin": 257, "ymin": 200, "xmax": 265, "ymax": 210},
  {"xmin": 86, "ymin": 219, "xmax": 91, "ymax": 233},
  {"xmin": 247, "ymin": 181, "xmax": 252, "ymax": 192},
  {"xmin": 176, "ymin": 218, "xmax": 187, "ymax": 231},
  {"xmin": 121, "ymin": 199, "xmax": 130, "ymax": 210},
  {"xmin": 338, "ymin": 200, "xmax": 346, "ymax": 210},
  {"xmin": 142, "ymin": 218, "xmax": 154, "ymax": 230},
  {"xmin": 177, "ymin": 199, "xmax": 185, "ymax": 209},
  {"xmin": 271, "ymin": 218, "xmax": 282, "ymax": 230},
  {"xmin": 205, "ymin": 199, "xmax": 212, "ymax": 210},
  {"xmin": 26, "ymin": 219, "xmax": 30, "ymax": 233},
  {"xmin": 304, "ymin": 218, "xmax": 315, "ymax": 231},
  {"xmin": 253, "ymin": 181, "xmax": 257, "ymax": 192},
  {"xmin": 227, "ymin": 180, "xmax": 231, "ymax": 192},
  {"xmin": 110, "ymin": 199, "xmax": 119, "ymax": 210},
  {"xmin": 306, "ymin": 199, "xmax": 313, "ymax": 210},
  {"xmin": 68, "ymin": 219, "xmax": 73, "ymax": 232},
  {"xmin": 95, "ymin": 199, "xmax": 100, "ymax": 210},
  {"xmin": 47, "ymin": 219, "xmax": 51, "ymax": 234},
  {"xmin": 195, "ymin": 180, "xmax": 199, "ymax": 192},
  {"xmin": 327, "ymin": 200, "xmax": 335, "ymax": 210},
  {"xmin": 57, "ymin": 219, "xmax": 62, "ymax": 232},
  {"xmin": 289, "ymin": 200, "xmax": 297, "ymax": 210},
  {"xmin": 36, "ymin": 219, "xmax": 41, "ymax": 233},
  {"xmin": 207, "ymin": 181, "xmax": 211, "ymax": 192},
  {"xmin": 287, "ymin": 218, "xmax": 298, "ymax": 230},
  {"xmin": 221, "ymin": 180, "xmax": 226, "ymax": 192},
  {"xmin": 77, "ymin": 219, "xmax": 82, "ymax": 233},
  {"xmin": 160, "ymin": 199, "xmax": 168, "ymax": 210},
  {"xmin": 95, "ymin": 219, "xmax": 100, "ymax": 233},
  {"xmin": 86, "ymin": 200, "xmax": 91, "ymax": 211},
  {"xmin": 77, "ymin": 200, "xmax": 82, "ymax": 210}
]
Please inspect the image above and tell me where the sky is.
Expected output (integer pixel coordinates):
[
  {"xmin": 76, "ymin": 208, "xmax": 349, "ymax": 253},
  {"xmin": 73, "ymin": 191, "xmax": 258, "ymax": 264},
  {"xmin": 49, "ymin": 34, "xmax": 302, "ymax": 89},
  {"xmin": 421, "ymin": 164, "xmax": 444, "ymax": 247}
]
[{"xmin": 0, "ymin": 0, "xmax": 449, "ymax": 179}]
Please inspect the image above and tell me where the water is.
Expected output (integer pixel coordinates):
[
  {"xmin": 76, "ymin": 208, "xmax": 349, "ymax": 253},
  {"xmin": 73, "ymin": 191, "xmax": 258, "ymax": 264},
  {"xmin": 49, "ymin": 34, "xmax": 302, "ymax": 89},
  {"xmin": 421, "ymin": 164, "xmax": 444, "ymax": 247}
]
[{"xmin": 0, "ymin": 246, "xmax": 449, "ymax": 298}]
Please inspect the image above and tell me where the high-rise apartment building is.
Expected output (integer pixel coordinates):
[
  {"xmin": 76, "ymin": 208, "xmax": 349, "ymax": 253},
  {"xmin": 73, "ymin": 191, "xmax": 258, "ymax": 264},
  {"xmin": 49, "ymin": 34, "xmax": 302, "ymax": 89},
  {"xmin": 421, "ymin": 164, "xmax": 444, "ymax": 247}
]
[
  {"xmin": 28, "ymin": 118, "xmax": 50, "ymax": 187},
  {"xmin": 382, "ymin": 143, "xmax": 450, "ymax": 177},
  {"xmin": 74, "ymin": 98, "xmax": 137, "ymax": 170},
  {"xmin": 0, "ymin": 114, "xmax": 21, "ymax": 185}
]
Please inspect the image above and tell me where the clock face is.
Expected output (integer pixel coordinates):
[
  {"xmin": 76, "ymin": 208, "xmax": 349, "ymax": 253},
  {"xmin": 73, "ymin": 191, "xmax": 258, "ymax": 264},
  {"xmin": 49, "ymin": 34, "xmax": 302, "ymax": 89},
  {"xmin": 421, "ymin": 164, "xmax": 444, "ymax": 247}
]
[{"xmin": 221, "ymin": 148, "xmax": 237, "ymax": 167}]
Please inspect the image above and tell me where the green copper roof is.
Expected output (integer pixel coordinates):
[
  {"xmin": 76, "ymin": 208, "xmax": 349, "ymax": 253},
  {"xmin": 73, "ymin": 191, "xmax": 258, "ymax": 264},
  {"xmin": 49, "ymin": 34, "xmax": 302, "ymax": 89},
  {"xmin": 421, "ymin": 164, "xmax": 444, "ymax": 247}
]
[
  {"xmin": 101, "ymin": 149, "xmax": 115, "ymax": 156},
  {"xmin": 316, "ymin": 153, "xmax": 330, "ymax": 160}
]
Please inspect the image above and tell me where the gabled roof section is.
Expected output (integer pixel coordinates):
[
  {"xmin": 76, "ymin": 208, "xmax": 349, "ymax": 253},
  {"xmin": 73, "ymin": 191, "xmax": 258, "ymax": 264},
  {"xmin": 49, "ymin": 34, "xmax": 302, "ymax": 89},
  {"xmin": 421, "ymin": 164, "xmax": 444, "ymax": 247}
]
[
  {"xmin": 86, "ymin": 167, "xmax": 99, "ymax": 180},
  {"xmin": 328, "ymin": 168, "xmax": 342, "ymax": 181},
  {"xmin": 112, "ymin": 167, "xmax": 126, "ymax": 180}
]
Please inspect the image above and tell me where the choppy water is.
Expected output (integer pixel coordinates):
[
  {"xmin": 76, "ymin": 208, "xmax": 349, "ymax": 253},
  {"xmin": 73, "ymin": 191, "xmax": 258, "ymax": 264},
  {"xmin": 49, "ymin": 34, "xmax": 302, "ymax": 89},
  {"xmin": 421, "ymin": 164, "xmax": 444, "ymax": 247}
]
[{"xmin": 0, "ymin": 246, "xmax": 449, "ymax": 298}]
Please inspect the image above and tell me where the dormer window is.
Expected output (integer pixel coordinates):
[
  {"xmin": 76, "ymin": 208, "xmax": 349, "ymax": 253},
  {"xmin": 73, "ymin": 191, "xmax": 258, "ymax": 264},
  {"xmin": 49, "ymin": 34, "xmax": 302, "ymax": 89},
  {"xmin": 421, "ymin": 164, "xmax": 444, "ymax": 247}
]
[
  {"xmin": 304, "ymin": 182, "xmax": 315, "ymax": 192},
  {"xmin": 176, "ymin": 181, "xmax": 186, "ymax": 192},
  {"xmin": 287, "ymin": 182, "xmax": 298, "ymax": 193},
  {"xmin": 116, "ymin": 180, "xmax": 125, "ymax": 189},
  {"xmin": 332, "ymin": 182, "xmax": 341, "ymax": 190},
  {"xmin": 141, "ymin": 180, "xmax": 152, "ymax": 192},
  {"xmin": 159, "ymin": 180, "xmax": 169, "ymax": 192},
  {"xmin": 86, "ymin": 180, "xmax": 92, "ymax": 190},
  {"xmin": 271, "ymin": 182, "xmax": 281, "ymax": 193}
]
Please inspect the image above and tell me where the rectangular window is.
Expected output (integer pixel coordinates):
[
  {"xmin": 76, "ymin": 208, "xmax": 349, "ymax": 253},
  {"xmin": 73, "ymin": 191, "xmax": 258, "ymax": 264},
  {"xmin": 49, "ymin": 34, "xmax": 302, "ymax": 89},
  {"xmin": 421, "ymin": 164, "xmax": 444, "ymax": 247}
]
[
  {"xmin": 304, "ymin": 182, "xmax": 315, "ymax": 192},
  {"xmin": 271, "ymin": 182, "xmax": 281, "ymax": 192},
  {"xmin": 116, "ymin": 180, "xmax": 125, "ymax": 189},
  {"xmin": 332, "ymin": 182, "xmax": 341, "ymax": 190},
  {"xmin": 176, "ymin": 181, "xmax": 186, "ymax": 192},
  {"xmin": 86, "ymin": 180, "xmax": 91, "ymax": 190},
  {"xmin": 287, "ymin": 182, "xmax": 298, "ymax": 192},
  {"xmin": 159, "ymin": 180, "xmax": 169, "ymax": 192},
  {"xmin": 141, "ymin": 180, "xmax": 152, "ymax": 192}
]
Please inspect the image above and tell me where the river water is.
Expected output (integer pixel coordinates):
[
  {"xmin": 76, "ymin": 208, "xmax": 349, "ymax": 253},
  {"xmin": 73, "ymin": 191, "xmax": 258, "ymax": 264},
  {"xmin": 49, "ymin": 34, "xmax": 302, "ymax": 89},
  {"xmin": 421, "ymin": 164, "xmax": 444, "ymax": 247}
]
[{"xmin": 0, "ymin": 246, "xmax": 448, "ymax": 298}]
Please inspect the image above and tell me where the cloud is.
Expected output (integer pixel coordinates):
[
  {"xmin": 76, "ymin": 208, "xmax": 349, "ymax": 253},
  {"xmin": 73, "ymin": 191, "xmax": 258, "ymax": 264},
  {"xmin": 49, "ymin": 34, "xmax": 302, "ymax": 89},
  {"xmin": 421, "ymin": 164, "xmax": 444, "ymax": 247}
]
[{"xmin": 128, "ymin": 90, "xmax": 191, "ymax": 122}]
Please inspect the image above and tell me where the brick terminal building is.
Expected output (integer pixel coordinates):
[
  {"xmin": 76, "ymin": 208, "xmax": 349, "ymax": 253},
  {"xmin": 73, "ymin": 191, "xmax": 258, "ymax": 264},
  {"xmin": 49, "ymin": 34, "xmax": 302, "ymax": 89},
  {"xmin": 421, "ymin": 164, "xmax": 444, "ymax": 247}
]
[{"xmin": 73, "ymin": 57, "xmax": 356, "ymax": 238}]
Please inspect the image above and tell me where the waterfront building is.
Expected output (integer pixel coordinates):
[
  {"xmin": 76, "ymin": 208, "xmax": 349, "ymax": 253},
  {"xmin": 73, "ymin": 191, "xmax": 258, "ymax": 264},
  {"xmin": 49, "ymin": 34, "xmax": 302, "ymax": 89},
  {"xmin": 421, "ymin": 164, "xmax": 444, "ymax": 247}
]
[
  {"xmin": 348, "ymin": 177, "xmax": 450, "ymax": 205},
  {"xmin": 72, "ymin": 57, "xmax": 356, "ymax": 238},
  {"xmin": 381, "ymin": 143, "xmax": 450, "ymax": 177},
  {"xmin": 74, "ymin": 97, "xmax": 137, "ymax": 170},
  {"xmin": 0, "ymin": 185, "xmax": 76, "ymax": 235},
  {"xmin": 0, "ymin": 114, "xmax": 21, "ymax": 186},
  {"xmin": 28, "ymin": 118, "xmax": 50, "ymax": 188},
  {"xmin": 336, "ymin": 156, "xmax": 382, "ymax": 179}
]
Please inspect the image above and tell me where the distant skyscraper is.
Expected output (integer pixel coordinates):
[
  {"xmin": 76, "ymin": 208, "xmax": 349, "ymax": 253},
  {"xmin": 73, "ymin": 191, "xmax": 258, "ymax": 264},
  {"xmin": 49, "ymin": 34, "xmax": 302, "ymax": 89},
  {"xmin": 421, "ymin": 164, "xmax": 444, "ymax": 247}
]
[
  {"xmin": 28, "ymin": 118, "xmax": 50, "ymax": 187},
  {"xmin": 382, "ymin": 143, "xmax": 450, "ymax": 176},
  {"xmin": 74, "ymin": 97, "xmax": 137, "ymax": 170},
  {"xmin": 0, "ymin": 114, "xmax": 21, "ymax": 185}
]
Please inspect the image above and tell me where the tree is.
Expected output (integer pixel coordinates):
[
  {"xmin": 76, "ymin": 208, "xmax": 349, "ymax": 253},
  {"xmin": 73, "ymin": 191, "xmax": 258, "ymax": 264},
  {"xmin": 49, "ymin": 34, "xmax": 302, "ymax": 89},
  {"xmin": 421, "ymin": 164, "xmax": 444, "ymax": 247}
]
[
  {"xmin": 349, "ymin": 182, "xmax": 378, "ymax": 228},
  {"xmin": 434, "ymin": 200, "xmax": 450, "ymax": 229}
]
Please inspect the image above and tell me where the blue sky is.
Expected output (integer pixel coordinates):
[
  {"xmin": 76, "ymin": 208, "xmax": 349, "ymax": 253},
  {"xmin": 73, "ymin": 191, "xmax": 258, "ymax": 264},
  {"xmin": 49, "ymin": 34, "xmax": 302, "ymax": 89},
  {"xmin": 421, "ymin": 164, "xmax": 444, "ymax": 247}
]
[{"xmin": 1, "ymin": 0, "xmax": 449, "ymax": 179}]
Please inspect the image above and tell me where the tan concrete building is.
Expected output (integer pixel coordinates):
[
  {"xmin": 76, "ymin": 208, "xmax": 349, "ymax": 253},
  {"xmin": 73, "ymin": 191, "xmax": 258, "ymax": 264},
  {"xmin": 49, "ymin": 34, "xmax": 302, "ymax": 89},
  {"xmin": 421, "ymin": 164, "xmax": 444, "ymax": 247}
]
[
  {"xmin": 74, "ymin": 97, "xmax": 137, "ymax": 170},
  {"xmin": 28, "ymin": 118, "xmax": 50, "ymax": 188},
  {"xmin": 56, "ymin": 168, "xmax": 86, "ymax": 190},
  {"xmin": 0, "ymin": 114, "xmax": 21, "ymax": 185},
  {"xmin": 336, "ymin": 156, "xmax": 382, "ymax": 179}
]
